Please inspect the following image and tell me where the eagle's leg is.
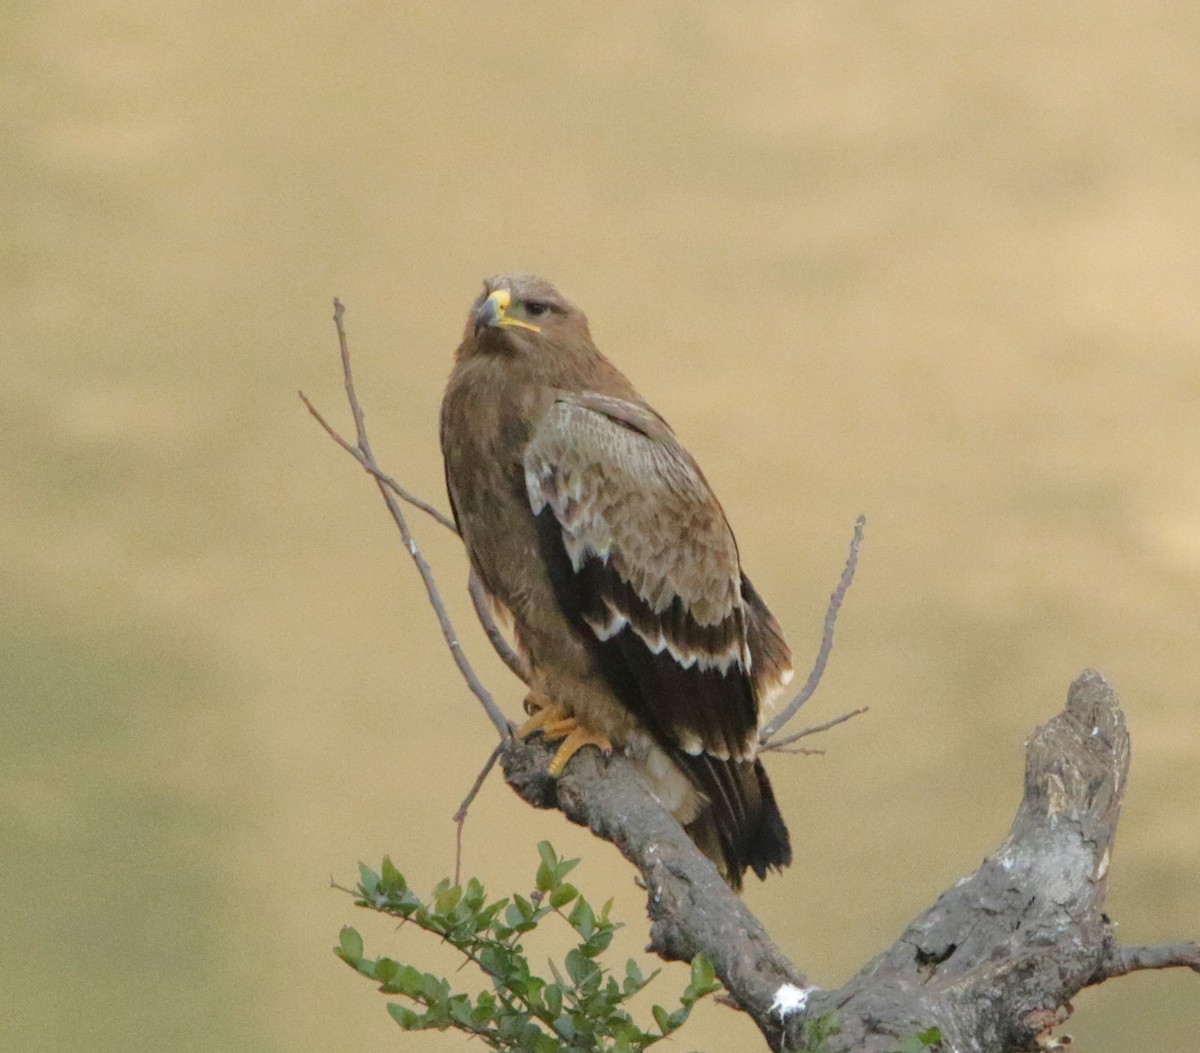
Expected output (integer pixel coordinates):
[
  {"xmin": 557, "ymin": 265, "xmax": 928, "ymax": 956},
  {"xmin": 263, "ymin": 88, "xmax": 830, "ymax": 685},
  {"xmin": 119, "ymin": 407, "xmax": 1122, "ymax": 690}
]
[{"xmin": 517, "ymin": 692, "xmax": 612, "ymax": 776}]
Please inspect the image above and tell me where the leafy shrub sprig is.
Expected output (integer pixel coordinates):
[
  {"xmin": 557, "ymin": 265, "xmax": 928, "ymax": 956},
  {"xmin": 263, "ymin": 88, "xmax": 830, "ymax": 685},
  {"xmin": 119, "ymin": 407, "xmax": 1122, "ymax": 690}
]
[{"xmin": 335, "ymin": 842, "xmax": 721, "ymax": 1052}]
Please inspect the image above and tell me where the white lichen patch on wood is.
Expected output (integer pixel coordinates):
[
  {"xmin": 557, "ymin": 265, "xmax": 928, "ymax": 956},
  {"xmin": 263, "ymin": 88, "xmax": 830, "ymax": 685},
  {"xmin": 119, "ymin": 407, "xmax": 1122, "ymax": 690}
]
[{"xmin": 769, "ymin": 983, "xmax": 814, "ymax": 1017}]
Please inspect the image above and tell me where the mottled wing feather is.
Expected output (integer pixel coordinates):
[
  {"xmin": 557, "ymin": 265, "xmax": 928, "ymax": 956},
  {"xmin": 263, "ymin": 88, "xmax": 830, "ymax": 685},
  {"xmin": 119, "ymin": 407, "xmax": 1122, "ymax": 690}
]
[{"xmin": 524, "ymin": 395, "xmax": 785, "ymax": 761}]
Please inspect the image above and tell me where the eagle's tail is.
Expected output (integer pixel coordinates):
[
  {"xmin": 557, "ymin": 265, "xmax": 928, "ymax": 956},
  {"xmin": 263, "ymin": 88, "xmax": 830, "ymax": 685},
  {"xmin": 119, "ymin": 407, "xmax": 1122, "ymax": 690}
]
[{"xmin": 680, "ymin": 753, "xmax": 792, "ymax": 891}]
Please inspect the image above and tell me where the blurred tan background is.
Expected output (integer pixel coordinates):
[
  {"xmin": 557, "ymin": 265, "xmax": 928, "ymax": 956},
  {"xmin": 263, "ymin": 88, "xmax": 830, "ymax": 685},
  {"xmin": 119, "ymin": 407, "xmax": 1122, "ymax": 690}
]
[{"xmin": 4, "ymin": 3, "xmax": 1198, "ymax": 1050}]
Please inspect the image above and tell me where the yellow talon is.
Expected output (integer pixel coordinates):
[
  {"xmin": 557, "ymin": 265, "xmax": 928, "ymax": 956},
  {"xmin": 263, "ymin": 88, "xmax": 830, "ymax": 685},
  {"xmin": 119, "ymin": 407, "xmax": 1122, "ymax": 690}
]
[
  {"xmin": 546, "ymin": 725, "xmax": 613, "ymax": 776},
  {"xmin": 516, "ymin": 694, "xmax": 612, "ymax": 776}
]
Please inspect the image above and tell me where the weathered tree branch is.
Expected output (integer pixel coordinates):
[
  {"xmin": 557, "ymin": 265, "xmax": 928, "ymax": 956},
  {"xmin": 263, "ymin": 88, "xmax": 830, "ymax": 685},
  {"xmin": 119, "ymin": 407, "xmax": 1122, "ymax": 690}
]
[
  {"xmin": 504, "ymin": 670, "xmax": 1197, "ymax": 1052},
  {"xmin": 1091, "ymin": 940, "xmax": 1200, "ymax": 980},
  {"xmin": 791, "ymin": 668, "xmax": 1135, "ymax": 1051}
]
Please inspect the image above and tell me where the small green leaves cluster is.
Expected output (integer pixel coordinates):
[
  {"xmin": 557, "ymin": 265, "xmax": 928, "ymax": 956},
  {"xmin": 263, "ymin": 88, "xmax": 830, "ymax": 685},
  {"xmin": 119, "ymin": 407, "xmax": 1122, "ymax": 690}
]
[
  {"xmin": 889, "ymin": 1026, "xmax": 943, "ymax": 1053},
  {"xmin": 335, "ymin": 842, "xmax": 721, "ymax": 1052}
]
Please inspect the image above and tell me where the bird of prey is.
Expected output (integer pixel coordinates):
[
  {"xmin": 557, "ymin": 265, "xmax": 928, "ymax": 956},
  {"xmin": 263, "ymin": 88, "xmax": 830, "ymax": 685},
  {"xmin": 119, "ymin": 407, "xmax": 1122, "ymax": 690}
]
[{"xmin": 440, "ymin": 274, "xmax": 792, "ymax": 888}]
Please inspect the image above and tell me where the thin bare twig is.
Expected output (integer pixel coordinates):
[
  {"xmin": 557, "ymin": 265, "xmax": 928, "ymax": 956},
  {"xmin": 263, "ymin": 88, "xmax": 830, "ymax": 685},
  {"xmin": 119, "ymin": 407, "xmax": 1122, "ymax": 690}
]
[
  {"xmin": 300, "ymin": 394, "xmax": 525, "ymax": 696},
  {"xmin": 760, "ymin": 514, "xmax": 866, "ymax": 744},
  {"xmin": 762, "ymin": 706, "xmax": 869, "ymax": 753},
  {"xmin": 301, "ymin": 373, "xmax": 523, "ymax": 686},
  {"xmin": 303, "ymin": 298, "xmax": 511, "ymax": 740},
  {"xmin": 469, "ymin": 570, "xmax": 529, "ymax": 684},
  {"xmin": 452, "ymin": 743, "xmax": 505, "ymax": 885},
  {"xmin": 299, "ymin": 392, "xmax": 458, "ymax": 531},
  {"xmin": 372, "ymin": 467, "xmax": 458, "ymax": 532}
]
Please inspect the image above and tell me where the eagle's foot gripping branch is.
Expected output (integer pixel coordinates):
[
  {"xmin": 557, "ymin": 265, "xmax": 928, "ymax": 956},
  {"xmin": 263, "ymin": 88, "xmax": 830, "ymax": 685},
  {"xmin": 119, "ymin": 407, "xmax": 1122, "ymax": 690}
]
[{"xmin": 518, "ymin": 695, "xmax": 613, "ymax": 777}]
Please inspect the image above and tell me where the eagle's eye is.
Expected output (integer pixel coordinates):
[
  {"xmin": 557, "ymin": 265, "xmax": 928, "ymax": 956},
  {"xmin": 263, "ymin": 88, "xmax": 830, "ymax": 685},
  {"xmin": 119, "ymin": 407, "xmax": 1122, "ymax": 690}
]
[{"xmin": 524, "ymin": 300, "xmax": 549, "ymax": 317}]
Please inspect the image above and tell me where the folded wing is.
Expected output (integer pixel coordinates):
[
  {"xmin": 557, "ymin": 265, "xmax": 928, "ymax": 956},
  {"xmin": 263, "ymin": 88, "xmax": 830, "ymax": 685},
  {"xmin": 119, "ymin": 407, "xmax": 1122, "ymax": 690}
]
[{"xmin": 524, "ymin": 394, "xmax": 793, "ymax": 882}]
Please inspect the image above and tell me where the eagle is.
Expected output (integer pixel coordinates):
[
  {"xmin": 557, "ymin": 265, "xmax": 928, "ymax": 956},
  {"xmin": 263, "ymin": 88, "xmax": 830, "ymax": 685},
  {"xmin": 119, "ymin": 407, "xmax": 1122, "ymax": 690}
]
[{"xmin": 440, "ymin": 274, "xmax": 793, "ymax": 888}]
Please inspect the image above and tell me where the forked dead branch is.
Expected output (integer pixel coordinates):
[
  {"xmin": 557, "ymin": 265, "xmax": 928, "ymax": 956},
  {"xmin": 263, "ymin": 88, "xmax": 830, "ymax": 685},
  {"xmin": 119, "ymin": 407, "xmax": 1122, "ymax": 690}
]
[{"xmin": 305, "ymin": 300, "xmax": 1198, "ymax": 1052}]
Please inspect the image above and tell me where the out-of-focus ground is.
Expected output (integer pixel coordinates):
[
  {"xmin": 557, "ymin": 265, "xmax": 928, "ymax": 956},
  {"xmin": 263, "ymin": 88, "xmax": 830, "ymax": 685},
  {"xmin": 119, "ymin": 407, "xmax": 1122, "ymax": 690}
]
[{"xmin": 3, "ymin": 4, "xmax": 1198, "ymax": 1051}]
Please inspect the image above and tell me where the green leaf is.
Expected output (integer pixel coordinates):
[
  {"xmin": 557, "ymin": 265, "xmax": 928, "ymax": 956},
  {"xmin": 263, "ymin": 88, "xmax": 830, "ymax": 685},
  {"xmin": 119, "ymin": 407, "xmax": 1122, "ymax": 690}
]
[
  {"xmin": 420, "ymin": 972, "xmax": 449, "ymax": 1002},
  {"xmin": 565, "ymin": 948, "xmax": 595, "ymax": 985},
  {"xmin": 434, "ymin": 883, "xmax": 462, "ymax": 915},
  {"xmin": 549, "ymin": 883, "xmax": 578, "ymax": 909},
  {"xmin": 380, "ymin": 856, "xmax": 403, "ymax": 888},
  {"xmin": 387, "ymin": 1003, "xmax": 420, "ymax": 1029},
  {"xmin": 470, "ymin": 996, "xmax": 495, "ymax": 1028},
  {"xmin": 917, "ymin": 1027, "xmax": 943, "ymax": 1046},
  {"xmin": 476, "ymin": 900, "xmax": 506, "ymax": 931},
  {"xmin": 336, "ymin": 926, "xmax": 363, "ymax": 965},
  {"xmin": 581, "ymin": 927, "xmax": 614, "ymax": 957},
  {"xmin": 624, "ymin": 959, "xmax": 644, "ymax": 994},
  {"xmin": 690, "ymin": 953, "xmax": 715, "ymax": 989},
  {"xmin": 357, "ymin": 864, "xmax": 379, "ymax": 897},
  {"xmin": 567, "ymin": 897, "xmax": 595, "ymax": 938},
  {"xmin": 464, "ymin": 876, "xmax": 486, "ymax": 908},
  {"xmin": 536, "ymin": 841, "xmax": 558, "ymax": 870},
  {"xmin": 651, "ymin": 1004, "xmax": 674, "ymax": 1034},
  {"xmin": 504, "ymin": 904, "xmax": 534, "ymax": 933},
  {"xmin": 387, "ymin": 964, "xmax": 426, "ymax": 998},
  {"xmin": 497, "ymin": 1012, "xmax": 525, "ymax": 1042},
  {"xmin": 535, "ymin": 860, "xmax": 556, "ymax": 893},
  {"xmin": 449, "ymin": 996, "xmax": 476, "ymax": 1028},
  {"xmin": 478, "ymin": 944, "xmax": 511, "ymax": 981},
  {"xmin": 682, "ymin": 953, "xmax": 720, "ymax": 1004},
  {"xmin": 422, "ymin": 999, "xmax": 452, "ymax": 1029}
]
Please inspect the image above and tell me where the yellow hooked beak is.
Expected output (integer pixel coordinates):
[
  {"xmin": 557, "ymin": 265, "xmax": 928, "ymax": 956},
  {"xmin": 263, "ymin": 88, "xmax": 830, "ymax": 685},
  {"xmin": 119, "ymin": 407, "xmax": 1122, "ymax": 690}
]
[{"xmin": 475, "ymin": 288, "xmax": 542, "ymax": 333}]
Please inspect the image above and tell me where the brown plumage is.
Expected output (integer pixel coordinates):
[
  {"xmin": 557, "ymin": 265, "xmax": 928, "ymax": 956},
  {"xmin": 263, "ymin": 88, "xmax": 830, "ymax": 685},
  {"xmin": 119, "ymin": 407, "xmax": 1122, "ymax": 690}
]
[{"xmin": 440, "ymin": 274, "xmax": 793, "ymax": 888}]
